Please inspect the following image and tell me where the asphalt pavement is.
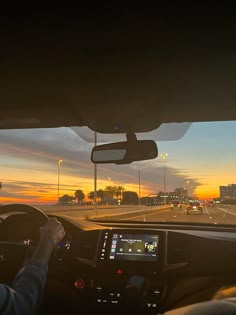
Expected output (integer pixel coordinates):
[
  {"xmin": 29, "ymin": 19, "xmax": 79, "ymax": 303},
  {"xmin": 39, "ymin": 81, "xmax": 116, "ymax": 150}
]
[{"xmin": 40, "ymin": 204, "xmax": 236, "ymax": 225}]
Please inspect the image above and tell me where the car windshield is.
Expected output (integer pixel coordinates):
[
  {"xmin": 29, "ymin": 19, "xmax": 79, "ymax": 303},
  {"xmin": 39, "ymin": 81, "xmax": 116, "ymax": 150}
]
[{"xmin": 1, "ymin": 120, "xmax": 236, "ymax": 226}]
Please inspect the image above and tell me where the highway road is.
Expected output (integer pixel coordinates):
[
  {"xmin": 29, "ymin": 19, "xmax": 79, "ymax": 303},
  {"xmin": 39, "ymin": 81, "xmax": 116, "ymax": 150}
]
[
  {"xmin": 111, "ymin": 205, "xmax": 236, "ymax": 225},
  {"xmin": 41, "ymin": 204, "xmax": 236, "ymax": 225}
]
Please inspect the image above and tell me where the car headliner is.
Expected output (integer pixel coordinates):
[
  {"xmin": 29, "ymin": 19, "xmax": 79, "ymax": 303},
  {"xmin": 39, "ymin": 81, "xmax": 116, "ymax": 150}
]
[{"xmin": 1, "ymin": 13, "xmax": 236, "ymax": 133}]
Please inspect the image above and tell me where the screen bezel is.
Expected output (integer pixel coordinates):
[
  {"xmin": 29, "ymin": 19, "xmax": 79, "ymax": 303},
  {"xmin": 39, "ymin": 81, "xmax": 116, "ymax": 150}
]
[
  {"xmin": 97, "ymin": 229, "xmax": 165, "ymax": 275},
  {"xmin": 108, "ymin": 232, "xmax": 159, "ymax": 262}
]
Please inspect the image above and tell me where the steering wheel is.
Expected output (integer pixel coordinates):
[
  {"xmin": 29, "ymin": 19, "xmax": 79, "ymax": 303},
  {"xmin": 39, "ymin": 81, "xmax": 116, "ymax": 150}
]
[
  {"xmin": 0, "ymin": 203, "xmax": 49, "ymax": 223},
  {"xmin": 0, "ymin": 204, "xmax": 49, "ymax": 283}
]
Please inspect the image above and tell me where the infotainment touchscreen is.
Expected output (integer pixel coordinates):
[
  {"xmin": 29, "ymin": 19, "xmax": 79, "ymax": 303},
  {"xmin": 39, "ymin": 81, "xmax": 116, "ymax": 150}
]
[{"xmin": 109, "ymin": 233, "xmax": 159, "ymax": 262}]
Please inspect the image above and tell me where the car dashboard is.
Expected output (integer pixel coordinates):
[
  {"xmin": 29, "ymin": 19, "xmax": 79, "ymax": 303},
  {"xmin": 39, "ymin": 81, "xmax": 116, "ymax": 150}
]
[{"xmin": 37, "ymin": 215, "xmax": 236, "ymax": 314}]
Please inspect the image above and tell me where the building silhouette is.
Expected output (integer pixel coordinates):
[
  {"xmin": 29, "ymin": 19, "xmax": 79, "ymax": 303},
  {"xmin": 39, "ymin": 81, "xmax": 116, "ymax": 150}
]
[{"xmin": 220, "ymin": 184, "xmax": 236, "ymax": 201}]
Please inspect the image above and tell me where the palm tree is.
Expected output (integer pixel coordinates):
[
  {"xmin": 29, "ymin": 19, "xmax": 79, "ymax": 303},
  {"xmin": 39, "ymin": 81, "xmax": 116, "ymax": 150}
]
[
  {"xmin": 59, "ymin": 195, "xmax": 74, "ymax": 204},
  {"xmin": 116, "ymin": 185, "xmax": 125, "ymax": 200}
]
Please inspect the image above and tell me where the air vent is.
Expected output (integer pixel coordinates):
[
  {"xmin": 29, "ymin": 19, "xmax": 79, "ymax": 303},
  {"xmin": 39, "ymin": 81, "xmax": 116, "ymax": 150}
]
[{"xmin": 167, "ymin": 232, "xmax": 190, "ymax": 265}]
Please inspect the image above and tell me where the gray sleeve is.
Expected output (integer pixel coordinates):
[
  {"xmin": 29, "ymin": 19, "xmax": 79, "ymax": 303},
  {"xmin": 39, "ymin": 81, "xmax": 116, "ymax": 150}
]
[
  {"xmin": 164, "ymin": 298, "xmax": 236, "ymax": 315},
  {"xmin": 0, "ymin": 259, "xmax": 48, "ymax": 315}
]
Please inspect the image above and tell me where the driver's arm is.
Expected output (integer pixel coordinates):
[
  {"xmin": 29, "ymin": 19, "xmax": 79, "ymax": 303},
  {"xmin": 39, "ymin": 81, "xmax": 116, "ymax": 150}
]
[{"xmin": 0, "ymin": 218, "xmax": 65, "ymax": 314}]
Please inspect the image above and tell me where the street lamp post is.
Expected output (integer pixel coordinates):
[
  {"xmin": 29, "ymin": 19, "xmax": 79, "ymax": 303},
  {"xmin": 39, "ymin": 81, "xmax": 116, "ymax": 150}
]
[
  {"xmin": 138, "ymin": 170, "xmax": 141, "ymax": 205},
  {"xmin": 57, "ymin": 159, "xmax": 63, "ymax": 202},
  {"xmin": 94, "ymin": 132, "xmax": 97, "ymax": 216},
  {"xmin": 160, "ymin": 153, "xmax": 168, "ymax": 205}
]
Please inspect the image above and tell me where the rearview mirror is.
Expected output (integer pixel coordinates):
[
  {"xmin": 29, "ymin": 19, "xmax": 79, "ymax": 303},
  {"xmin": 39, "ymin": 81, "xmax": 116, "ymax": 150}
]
[{"xmin": 91, "ymin": 139, "xmax": 158, "ymax": 164}]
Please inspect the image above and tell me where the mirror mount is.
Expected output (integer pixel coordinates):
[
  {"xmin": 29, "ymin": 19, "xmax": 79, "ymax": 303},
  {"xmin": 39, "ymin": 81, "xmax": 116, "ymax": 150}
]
[{"xmin": 126, "ymin": 133, "xmax": 138, "ymax": 143}]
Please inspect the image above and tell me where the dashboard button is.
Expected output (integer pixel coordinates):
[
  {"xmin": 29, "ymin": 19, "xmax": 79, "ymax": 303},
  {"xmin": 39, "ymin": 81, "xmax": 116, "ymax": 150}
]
[{"xmin": 75, "ymin": 279, "xmax": 85, "ymax": 289}]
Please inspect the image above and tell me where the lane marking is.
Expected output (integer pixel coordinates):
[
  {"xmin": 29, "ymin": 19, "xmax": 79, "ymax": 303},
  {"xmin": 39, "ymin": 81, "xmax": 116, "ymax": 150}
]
[
  {"xmin": 205, "ymin": 206, "xmax": 209, "ymax": 215},
  {"xmin": 120, "ymin": 209, "xmax": 171, "ymax": 220},
  {"xmin": 57, "ymin": 207, "xmax": 170, "ymax": 220},
  {"xmin": 216, "ymin": 207, "xmax": 236, "ymax": 217}
]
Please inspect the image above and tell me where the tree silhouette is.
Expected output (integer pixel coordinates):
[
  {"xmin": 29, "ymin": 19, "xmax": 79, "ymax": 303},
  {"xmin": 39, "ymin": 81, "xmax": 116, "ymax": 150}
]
[
  {"xmin": 88, "ymin": 189, "xmax": 104, "ymax": 202},
  {"xmin": 105, "ymin": 185, "xmax": 115, "ymax": 198},
  {"xmin": 97, "ymin": 189, "xmax": 104, "ymax": 201},
  {"xmin": 59, "ymin": 194, "xmax": 74, "ymax": 204},
  {"xmin": 74, "ymin": 189, "xmax": 85, "ymax": 204},
  {"xmin": 116, "ymin": 185, "xmax": 125, "ymax": 199},
  {"xmin": 88, "ymin": 191, "xmax": 94, "ymax": 201},
  {"xmin": 105, "ymin": 185, "xmax": 125, "ymax": 200}
]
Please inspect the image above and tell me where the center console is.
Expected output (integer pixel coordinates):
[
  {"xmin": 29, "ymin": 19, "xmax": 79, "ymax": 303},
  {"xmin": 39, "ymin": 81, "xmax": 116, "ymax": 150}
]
[{"xmin": 88, "ymin": 229, "xmax": 166, "ymax": 312}]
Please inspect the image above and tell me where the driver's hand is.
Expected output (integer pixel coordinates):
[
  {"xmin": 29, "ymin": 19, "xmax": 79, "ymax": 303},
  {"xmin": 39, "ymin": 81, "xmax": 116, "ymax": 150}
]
[{"xmin": 40, "ymin": 218, "xmax": 65, "ymax": 246}]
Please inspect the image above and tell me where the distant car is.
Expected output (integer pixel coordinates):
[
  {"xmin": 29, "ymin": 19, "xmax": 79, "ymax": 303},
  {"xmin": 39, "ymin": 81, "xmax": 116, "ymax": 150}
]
[
  {"xmin": 170, "ymin": 200, "xmax": 182, "ymax": 210},
  {"xmin": 186, "ymin": 202, "xmax": 203, "ymax": 215},
  {"xmin": 208, "ymin": 201, "xmax": 215, "ymax": 207}
]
